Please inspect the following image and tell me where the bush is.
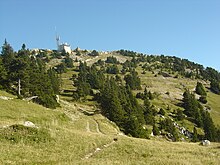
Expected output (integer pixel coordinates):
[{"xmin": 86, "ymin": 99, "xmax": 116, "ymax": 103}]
[
  {"xmin": 158, "ymin": 108, "xmax": 165, "ymax": 116},
  {"xmin": 199, "ymin": 96, "xmax": 207, "ymax": 104},
  {"xmin": 89, "ymin": 50, "xmax": 99, "ymax": 57},
  {"xmin": 0, "ymin": 124, "xmax": 53, "ymax": 144},
  {"xmin": 176, "ymin": 109, "xmax": 184, "ymax": 121}
]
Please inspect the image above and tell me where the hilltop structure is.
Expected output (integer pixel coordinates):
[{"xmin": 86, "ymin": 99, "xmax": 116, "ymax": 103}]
[{"xmin": 56, "ymin": 35, "xmax": 71, "ymax": 54}]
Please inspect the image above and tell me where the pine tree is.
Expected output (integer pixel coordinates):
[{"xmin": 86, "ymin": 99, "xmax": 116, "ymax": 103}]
[
  {"xmin": 210, "ymin": 79, "xmax": 220, "ymax": 94},
  {"xmin": 99, "ymin": 77, "xmax": 125, "ymax": 127},
  {"xmin": 158, "ymin": 108, "xmax": 165, "ymax": 116},
  {"xmin": 143, "ymin": 97, "xmax": 154, "ymax": 125},
  {"xmin": 176, "ymin": 109, "xmax": 184, "ymax": 121},
  {"xmin": 153, "ymin": 124, "xmax": 160, "ymax": 136},
  {"xmin": 1, "ymin": 39, "xmax": 15, "ymax": 71},
  {"xmin": 124, "ymin": 69, "xmax": 141, "ymax": 90},
  {"xmin": 0, "ymin": 58, "xmax": 7, "ymax": 89},
  {"xmin": 192, "ymin": 127, "xmax": 199, "ymax": 142},
  {"xmin": 202, "ymin": 111, "xmax": 217, "ymax": 141},
  {"xmin": 195, "ymin": 82, "xmax": 206, "ymax": 96},
  {"xmin": 64, "ymin": 55, "xmax": 73, "ymax": 68},
  {"xmin": 48, "ymin": 68, "xmax": 60, "ymax": 94}
]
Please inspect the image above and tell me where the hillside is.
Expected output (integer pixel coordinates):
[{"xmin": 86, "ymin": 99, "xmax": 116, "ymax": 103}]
[
  {"xmin": 60, "ymin": 50, "xmax": 220, "ymax": 131},
  {"xmin": 1, "ymin": 46, "xmax": 220, "ymax": 164},
  {"xmin": 0, "ymin": 90, "xmax": 220, "ymax": 164}
]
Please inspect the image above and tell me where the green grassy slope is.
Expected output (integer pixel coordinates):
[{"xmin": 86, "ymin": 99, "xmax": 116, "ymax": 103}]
[
  {"xmin": 207, "ymin": 92, "xmax": 220, "ymax": 126},
  {"xmin": 1, "ymin": 52, "xmax": 220, "ymax": 164},
  {"xmin": 0, "ymin": 90, "xmax": 220, "ymax": 164}
]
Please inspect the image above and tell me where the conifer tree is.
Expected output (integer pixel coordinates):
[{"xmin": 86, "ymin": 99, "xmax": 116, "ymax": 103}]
[
  {"xmin": 64, "ymin": 55, "xmax": 73, "ymax": 68},
  {"xmin": 195, "ymin": 82, "xmax": 206, "ymax": 96},
  {"xmin": 210, "ymin": 79, "xmax": 220, "ymax": 94},
  {"xmin": 124, "ymin": 69, "xmax": 141, "ymax": 90},
  {"xmin": 202, "ymin": 111, "xmax": 217, "ymax": 141},
  {"xmin": 192, "ymin": 127, "xmax": 199, "ymax": 142},
  {"xmin": 1, "ymin": 39, "xmax": 15, "ymax": 71},
  {"xmin": 153, "ymin": 124, "xmax": 160, "ymax": 136},
  {"xmin": 143, "ymin": 97, "xmax": 154, "ymax": 125}
]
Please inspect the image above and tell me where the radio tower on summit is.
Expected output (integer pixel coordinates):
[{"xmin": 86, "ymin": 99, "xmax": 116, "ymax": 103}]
[{"xmin": 55, "ymin": 28, "xmax": 71, "ymax": 54}]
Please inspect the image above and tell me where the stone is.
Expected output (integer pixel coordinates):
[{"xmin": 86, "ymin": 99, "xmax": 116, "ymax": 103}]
[
  {"xmin": 23, "ymin": 121, "xmax": 37, "ymax": 128},
  {"xmin": 201, "ymin": 140, "xmax": 211, "ymax": 146}
]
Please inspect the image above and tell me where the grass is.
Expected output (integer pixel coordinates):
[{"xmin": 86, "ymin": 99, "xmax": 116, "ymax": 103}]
[
  {"xmin": 1, "ymin": 90, "xmax": 220, "ymax": 164},
  {"xmin": 60, "ymin": 68, "xmax": 77, "ymax": 91},
  {"xmin": 1, "ymin": 54, "xmax": 220, "ymax": 164},
  {"xmin": 83, "ymin": 137, "xmax": 220, "ymax": 165},
  {"xmin": 207, "ymin": 92, "xmax": 220, "ymax": 126},
  {"xmin": 1, "ymin": 124, "xmax": 52, "ymax": 144}
]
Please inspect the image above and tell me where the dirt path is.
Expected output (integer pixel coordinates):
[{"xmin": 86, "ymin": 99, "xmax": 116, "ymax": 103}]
[
  {"xmin": 94, "ymin": 119, "xmax": 102, "ymax": 134},
  {"xmin": 0, "ymin": 96, "xmax": 13, "ymax": 100},
  {"xmin": 82, "ymin": 140, "xmax": 116, "ymax": 160},
  {"xmin": 59, "ymin": 99, "xmax": 80, "ymax": 121},
  {"xmin": 86, "ymin": 121, "xmax": 90, "ymax": 132}
]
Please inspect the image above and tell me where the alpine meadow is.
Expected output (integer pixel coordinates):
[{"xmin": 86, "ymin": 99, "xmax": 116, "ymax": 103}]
[
  {"xmin": 1, "ymin": 1, "xmax": 220, "ymax": 164},
  {"xmin": 0, "ymin": 42, "xmax": 220, "ymax": 164}
]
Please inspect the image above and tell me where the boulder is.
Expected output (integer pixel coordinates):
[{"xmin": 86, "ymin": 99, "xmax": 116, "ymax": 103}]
[
  {"xmin": 23, "ymin": 121, "xmax": 37, "ymax": 128},
  {"xmin": 201, "ymin": 140, "xmax": 211, "ymax": 146}
]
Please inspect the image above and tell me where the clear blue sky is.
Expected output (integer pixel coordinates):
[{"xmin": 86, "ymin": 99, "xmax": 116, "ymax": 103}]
[{"xmin": 0, "ymin": 0, "xmax": 220, "ymax": 71}]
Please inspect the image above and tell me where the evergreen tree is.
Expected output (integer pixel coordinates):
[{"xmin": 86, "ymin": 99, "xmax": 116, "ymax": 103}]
[
  {"xmin": 64, "ymin": 55, "xmax": 73, "ymax": 68},
  {"xmin": 160, "ymin": 118, "xmax": 179, "ymax": 141},
  {"xmin": 124, "ymin": 69, "xmax": 141, "ymax": 90},
  {"xmin": 143, "ymin": 97, "xmax": 154, "ymax": 125},
  {"xmin": 87, "ymin": 65, "xmax": 105, "ymax": 89},
  {"xmin": 195, "ymin": 82, "xmax": 206, "ymax": 96},
  {"xmin": 0, "ymin": 58, "xmax": 7, "ymax": 89},
  {"xmin": 48, "ymin": 68, "xmax": 60, "ymax": 94},
  {"xmin": 202, "ymin": 111, "xmax": 217, "ymax": 141},
  {"xmin": 55, "ymin": 63, "xmax": 67, "ymax": 74},
  {"xmin": 106, "ymin": 65, "xmax": 119, "ymax": 74},
  {"xmin": 182, "ymin": 90, "xmax": 203, "ymax": 127},
  {"xmin": 158, "ymin": 108, "xmax": 165, "ymax": 116},
  {"xmin": 153, "ymin": 124, "xmax": 160, "ymax": 136},
  {"xmin": 99, "ymin": 77, "xmax": 125, "ymax": 126},
  {"xmin": 192, "ymin": 127, "xmax": 199, "ymax": 142},
  {"xmin": 210, "ymin": 79, "xmax": 220, "ymax": 94},
  {"xmin": 89, "ymin": 50, "xmax": 99, "ymax": 56},
  {"xmin": 105, "ymin": 56, "xmax": 119, "ymax": 64},
  {"xmin": 176, "ymin": 109, "xmax": 184, "ymax": 121},
  {"xmin": 1, "ymin": 39, "xmax": 15, "ymax": 71},
  {"xmin": 199, "ymin": 95, "xmax": 207, "ymax": 104}
]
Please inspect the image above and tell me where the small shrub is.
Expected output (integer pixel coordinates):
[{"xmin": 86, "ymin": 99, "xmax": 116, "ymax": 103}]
[
  {"xmin": 165, "ymin": 91, "xmax": 170, "ymax": 95},
  {"xmin": 0, "ymin": 124, "xmax": 53, "ymax": 144},
  {"xmin": 158, "ymin": 108, "xmax": 165, "ymax": 116},
  {"xmin": 199, "ymin": 96, "xmax": 207, "ymax": 104},
  {"xmin": 176, "ymin": 109, "xmax": 184, "ymax": 121}
]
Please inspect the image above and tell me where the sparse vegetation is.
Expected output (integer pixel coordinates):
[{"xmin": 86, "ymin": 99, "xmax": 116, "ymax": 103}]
[{"xmin": 1, "ymin": 44, "xmax": 220, "ymax": 164}]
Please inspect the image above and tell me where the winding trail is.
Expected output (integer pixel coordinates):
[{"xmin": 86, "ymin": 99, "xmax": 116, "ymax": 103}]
[
  {"xmin": 0, "ymin": 96, "xmax": 13, "ymax": 100},
  {"xmin": 86, "ymin": 121, "xmax": 90, "ymax": 132},
  {"xmin": 59, "ymin": 99, "xmax": 80, "ymax": 121},
  {"xmin": 82, "ymin": 140, "xmax": 116, "ymax": 160},
  {"xmin": 94, "ymin": 119, "xmax": 102, "ymax": 134}
]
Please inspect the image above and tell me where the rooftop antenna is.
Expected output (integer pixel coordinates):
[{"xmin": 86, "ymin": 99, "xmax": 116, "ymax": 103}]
[{"xmin": 55, "ymin": 26, "xmax": 60, "ymax": 50}]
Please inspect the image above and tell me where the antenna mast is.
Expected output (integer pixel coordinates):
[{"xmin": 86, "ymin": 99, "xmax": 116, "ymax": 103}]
[{"xmin": 55, "ymin": 26, "xmax": 60, "ymax": 50}]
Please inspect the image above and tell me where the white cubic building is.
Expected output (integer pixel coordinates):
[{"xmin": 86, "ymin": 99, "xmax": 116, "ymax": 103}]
[{"xmin": 56, "ymin": 35, "xmax": 71, "ymax": 54}]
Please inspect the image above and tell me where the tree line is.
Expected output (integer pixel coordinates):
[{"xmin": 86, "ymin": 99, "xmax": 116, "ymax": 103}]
[
  {"xmin": 72, "ymin": 58, "xmax": 220, "ymax": 142},
  {"xmin": 0, "ymin": 40, "xmax": 60, "ymax": 108},
  {"xmin": 118, "ymin": 49, "xmax": 220, "ymax": 95}
]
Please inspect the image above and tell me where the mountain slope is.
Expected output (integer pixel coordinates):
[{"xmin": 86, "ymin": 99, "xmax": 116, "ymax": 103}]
[
  {"xmin": 1, "ymin": 48, "xmax": 220, "ymax": 164},
  {"xmin": 0, "ymin": 90, "xmax": 220, "ymax": 164}
]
